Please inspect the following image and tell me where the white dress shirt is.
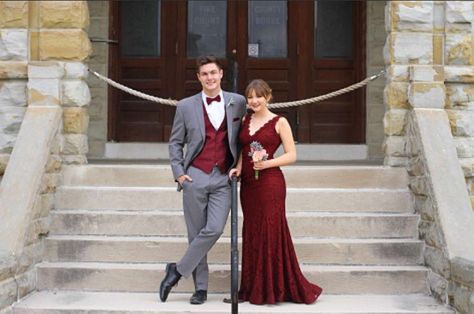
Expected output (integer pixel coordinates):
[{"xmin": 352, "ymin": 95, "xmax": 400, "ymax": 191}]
[{"xmin": 201, "ymin": 91, "xmax": 225, "ymax": 130}]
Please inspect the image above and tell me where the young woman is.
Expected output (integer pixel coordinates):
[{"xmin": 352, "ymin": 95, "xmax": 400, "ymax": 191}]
[{"xmin": 229, "ymin": 79, "xmax": 322, "ymax": 305}]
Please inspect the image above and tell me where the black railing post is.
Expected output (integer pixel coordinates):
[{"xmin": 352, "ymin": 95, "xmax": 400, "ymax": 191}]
[{"xmin": 230, "ymin": 176, "xmax": 239, "ymax": 314}]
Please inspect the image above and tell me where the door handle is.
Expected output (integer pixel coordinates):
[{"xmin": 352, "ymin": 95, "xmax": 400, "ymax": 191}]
[{"xmin": 89, "ymin": 37, "xmax": 119, "ymax": 44}]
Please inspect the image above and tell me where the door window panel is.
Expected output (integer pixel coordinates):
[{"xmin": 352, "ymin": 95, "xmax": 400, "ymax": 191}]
[
  {"xmin": 121, "ymin": 0, "xmax": 161, "ymax": 57},
  {"xmin": 248, "ymin": 0, "xmax": 287, "ymax": 58},
  {"xmin": 187, "ymin": 1, "xmax": 227, "ymax": 58},
  {"xmin": 315, "ymin": 1, "xmax": 353, "ymax": 58}
]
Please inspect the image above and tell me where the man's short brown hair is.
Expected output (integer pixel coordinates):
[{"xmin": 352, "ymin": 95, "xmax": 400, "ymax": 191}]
[{"xmin": 196, "ymin": 55, "xmax": 222, "ymax": 73}]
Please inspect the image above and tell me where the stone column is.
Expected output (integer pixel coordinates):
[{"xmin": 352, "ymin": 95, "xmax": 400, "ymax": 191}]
[
  {"xmin": 383, "ymin": 1, "xmax": 440, "ymax": 166},
  {"xmin": 444, "ymin": 2, "xmax": 474, "ymax": 210},
  {"xmin": 31, "ymin": 1, "xmax": 91, "ymax": 164},
  {"xmin": 0, "ymin": 1, "xmax": 29, "ymax": 177}
]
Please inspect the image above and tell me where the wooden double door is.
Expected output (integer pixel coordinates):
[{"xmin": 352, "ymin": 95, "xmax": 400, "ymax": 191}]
[{"xmin": 108, "ymin": 0, "xmax": 366, "ymax": 143}]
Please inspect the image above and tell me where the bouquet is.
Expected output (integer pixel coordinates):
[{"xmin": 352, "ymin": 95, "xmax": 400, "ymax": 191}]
[{"xmin": 248, "ymin": 141, "xmax": 268, "ymax": 180}]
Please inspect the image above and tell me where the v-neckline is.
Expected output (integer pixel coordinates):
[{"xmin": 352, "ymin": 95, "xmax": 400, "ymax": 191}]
[{"xmin": 248, "ymin": 114, "xmax": 279, "ymax": 137}]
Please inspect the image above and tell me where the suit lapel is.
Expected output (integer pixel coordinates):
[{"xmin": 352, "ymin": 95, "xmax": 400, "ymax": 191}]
[
  {"xmin": 223, "ymin": 91, "xmax": 234, "ymax": 141},
  {"xmin": 192, "ymin": 93, "xmax": 205, "ymax": 141}
]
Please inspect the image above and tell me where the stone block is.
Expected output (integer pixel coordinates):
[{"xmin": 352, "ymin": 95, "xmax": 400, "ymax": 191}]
[
  {"xmin": 446, "ymin": 1, "xmax": 474, "ymax": 24},
  {"xmin": 15, "ymin": 268, "xmax": 35, "ymax": 299},
  {"xmin": 50, "ymin": 133, "xmax": 64, "ymax": 156},
  {"xmin": 0, "ymin": 81, "xmax": 27, "ymax": 107},
  {"xmin": 445, "ymin": 66, "xmax": 474, "ymax": 83},
  {"xmin": 31, "ymin": 193, "xmax": 54, "ymax": 220},
  {"xmin": 27, "ymin": 78, "xmax": 60, "ymax": 107},
  {"xmin": 387, "ymin": 65, "xmax": 409, "ymax": 82},
  {"xmin": 0, "ymin": 106, "xmax": 26, "ymax": 134},
  {"xmin": 0, "ymin": 278, "xmax": 16, "ymax": 310},
  {"xmin": 407, "ymin": 155, "xmax": 425, "ymax": 177},
  {"xmin": 63, "ymin": 107, "xmax": 89, "ymax": 134},
  {"xmin": 62, "ymin": 80, "xmax": 91, "ymax": 107},
  {"xmin": 384, "ymin": 109, "xmax": 408, "ymax": 135},
  {"xmin": 424, "ymin": 245, "xmax": 451, "ymax": 278},
  {"xmin": 428, "ymin": 270, "xmax": 448, "ymax": 304},
  {"xmin": 383, "ymin": 156, "xmax": 408, "ymax": 167},
  {"xmin": 45, "ymin": 155, "xmax": 62, "ymax": 173},
  {"xmin": 460, "ymin": 158, "xmax": 474, "ymax": 177},
  {"xmin": 0, "ymin": 29, "xmax": 27, "ymax": 61},
  {"xmin": 0, "ymin": 1, "xmax": 28, "ymax": 28},
  {"xmin": 39, "ymin": 30, "xmax": 91, "ymax": 61},
  {"xmin": 0, "ymin": 134, "xmax": 15, "ymax": 154},
  {"xmin": 446, "ymin": 83, "xmax": 474, "ymax": 107},
  {"xmin": 388, "ymin": 1, "xmax": 433, "ymax": 32},
  {"xmin": 446, "ymin": 34, "xmax": 474, "ymax": 66},
  {"xmin": 447, "ymin": 110, "xmax": 474, "ymax": 136},
  {"xmin": 409, "ymin": 65, "xmax": 444, "ymax": 82},
  {"xmin": 408, "ymin": 82, "xmax": 446, "ymax": 109},
  {"xmin": 448, "ymin": 281, "xmax": 474, "ymax": 314},
  {"xmin": 382, "ymin": 135, "xmax": 406, "ymax": 157},
  {"xmin": 452, "ymin": 257, "xmax": 474, "ymax": 288},
  {"xmin": 16, "ymin": 242, "xmax": 42, "ymax": 275},
  {"xmin": 455, "ymin": 137, "xmax": 474, "ymax": 158},
  {"xmin": 39, "ymin": 1, "xmax": 89, "ymax": 29},
  {"xmin": 28, "ymin": 61, "xmax": 64, "ymax": 79},
  {"xmin": 0, "ymin": 61, "xmax": 27, "ymax": 79},
  {"xmin": 40, "ymin": 173, "xmax": 60, "ymax": 194},
  {"xmin": 24, "ymin": 218, "xmax": 50, "ymax": 247},
  {"xmin": 419, "ymin": 220, "xmax": 446, "ymax": 248},
  {"xmin": 63, "ymin": 134, "xmax": 88, "ymax": 155},
  {"xmin": 384, "ymin": 82, "xmax": 409, "ymax": 109},
  {"xmin": 0, "ymin": 154, "xmax": 9, "ymax": 176},
  {"xmin": 414, "ymin": 195, "xmax": 436, "ymax": 221},
  {"xmin": 63, "ymin": 62, "xmax": 89, "ymax": 79},
  {"xmin": 62, "ymin": 154, "xmax": 88, "ymax": 165},
  {"xmin": 409, "ymin": 175, "xmax": 430, "ymax": 196},
  {"xmin": 0, "ymin": 254, "xmax": 16, "ymax": 282},
  {"xmin": 385, "ymin": 32, "xmax": 433, "ymax": 65}
]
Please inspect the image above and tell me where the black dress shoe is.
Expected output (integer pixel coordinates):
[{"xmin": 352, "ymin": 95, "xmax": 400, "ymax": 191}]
[
  {"xmin": 159, "ymin": 263, "xmax": 181, "ymax": 302},
  {"xmin": 190, "ymin": 290, "xmax": 207, "ymax": 305}
]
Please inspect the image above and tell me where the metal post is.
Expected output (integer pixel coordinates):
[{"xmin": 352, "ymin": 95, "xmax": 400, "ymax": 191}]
[{"xmin": 230, "ymin": 176, "xmax": 239, "ymax": 314}]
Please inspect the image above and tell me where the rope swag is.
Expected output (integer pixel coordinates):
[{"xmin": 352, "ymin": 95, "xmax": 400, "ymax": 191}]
[{"xmin": 88, "ymin": 69, "xmax": 385, "ymax": 109}]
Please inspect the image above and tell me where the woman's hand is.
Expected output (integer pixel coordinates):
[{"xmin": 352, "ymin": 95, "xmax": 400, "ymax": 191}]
[
  {"xmin": 229, "ymin": 168, "xmax": 241, "ymax": 179},
  {"xmin": 253, "ymin": 160, "xmax": 270, "ymax": 171}
]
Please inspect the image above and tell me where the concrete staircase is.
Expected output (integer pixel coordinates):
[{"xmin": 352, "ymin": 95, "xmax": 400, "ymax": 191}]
[{"xmin": 13, "ymin": 164, "xmax": 454, "ymax": 313}]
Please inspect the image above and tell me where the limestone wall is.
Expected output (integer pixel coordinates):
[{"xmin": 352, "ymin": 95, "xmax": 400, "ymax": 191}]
[
  {"xmin": 0, "ymin": 1, "xmax": 28, "ymax": 180},
  {"xmin": 0, "ymin": 1, "xmax": 91, "ymax": 311},
  {"xmin": 444, "ymin": 2, "xmax": 474, "ymax": 210},
  {"xmin": 384, "ymin": 2, "xmax": 474, "ymax": 313},
  {"xmin": 383, "ymin": 1, "xmax": 474, "ymax": 208}
]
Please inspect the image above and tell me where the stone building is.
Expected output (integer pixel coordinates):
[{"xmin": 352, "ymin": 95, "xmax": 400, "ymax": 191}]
[{"xmin": 0, "ymin": 1, "xmax": 473, "ymax": 313}]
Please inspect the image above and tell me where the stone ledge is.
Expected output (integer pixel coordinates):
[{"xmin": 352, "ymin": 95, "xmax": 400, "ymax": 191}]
[{"xmin": 452, "ymin": 257, "xmax": 474, "ymax": 289}]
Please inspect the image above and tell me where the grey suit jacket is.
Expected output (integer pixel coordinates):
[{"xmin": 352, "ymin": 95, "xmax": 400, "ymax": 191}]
[{"xmin": 169, "ymin": 91, "xmax": 247, "ymax": 191}]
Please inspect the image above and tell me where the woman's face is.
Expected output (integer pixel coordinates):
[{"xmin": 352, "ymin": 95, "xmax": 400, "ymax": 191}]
[{"xmin": 247, "ymin": 90, "xmax": 269, "ymax": 113}]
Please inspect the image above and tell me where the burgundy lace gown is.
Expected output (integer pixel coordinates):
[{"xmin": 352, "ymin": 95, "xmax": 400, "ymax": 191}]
[{"xmin": 238, "ymin": 114, "xmax": 323, "ymax": 305}]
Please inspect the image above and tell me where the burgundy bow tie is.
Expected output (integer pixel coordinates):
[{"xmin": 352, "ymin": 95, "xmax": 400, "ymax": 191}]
[{"xmin": 206, "ymin": 95, "xmax": 221, "ymax": 105}]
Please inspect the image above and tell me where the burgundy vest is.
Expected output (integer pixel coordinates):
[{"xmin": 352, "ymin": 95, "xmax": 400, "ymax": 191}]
[{"xmin": 192, "ymin": 104, "xmax": 231, "ymax": 174}]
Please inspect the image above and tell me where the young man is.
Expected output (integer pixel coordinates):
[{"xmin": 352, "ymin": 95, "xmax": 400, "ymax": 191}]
[{"xmin": 161, "ymin": 55, "xmax": 247, "ymax": 304}]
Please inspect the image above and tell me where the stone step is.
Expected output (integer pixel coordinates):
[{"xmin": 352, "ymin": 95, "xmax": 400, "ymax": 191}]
[
  {"xmin": 36, "ymin": 262, "xmax": 429, "ymax": 294},
  {"xmin": 14, "ymin": 291, "xmax": 454, "ymax": 314},
  {"xmin": 49, "ymin": 210, "xmax": 419, "ymax": 239},
  {"xmin": 45, "ymin": 235, "xmax": 423, "ymax": 265},
  {"xmin": 54, "ymin": 186, "xmax": 413, "ymax": 213},
  {"xmin": 61, "ymin": 164, "xmax": 409, "ymax": 189}
]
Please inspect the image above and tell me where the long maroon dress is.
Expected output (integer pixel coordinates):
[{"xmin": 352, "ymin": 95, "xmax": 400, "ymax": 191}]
[{"xmin": 238, "ymin": 114, "xmax": 323, "ymax": 305}]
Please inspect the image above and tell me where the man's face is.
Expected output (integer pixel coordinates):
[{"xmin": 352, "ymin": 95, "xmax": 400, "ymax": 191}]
[{"xmin": 197, "ymin": 63, "xmax": 223, "ymax": 95}]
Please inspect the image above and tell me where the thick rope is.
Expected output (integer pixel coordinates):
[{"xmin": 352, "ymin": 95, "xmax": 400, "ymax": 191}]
[{"xmin": 89, "ymin": 69, "xmax": 385, "ymax": 109}]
